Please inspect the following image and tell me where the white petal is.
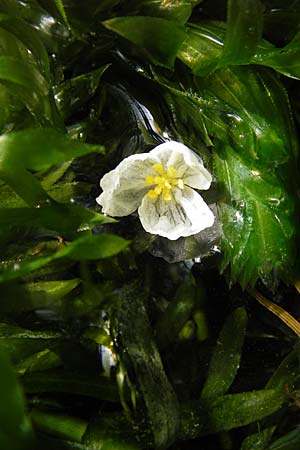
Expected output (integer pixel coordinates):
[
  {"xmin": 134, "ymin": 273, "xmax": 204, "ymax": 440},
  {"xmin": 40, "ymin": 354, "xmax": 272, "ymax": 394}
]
[
  {"xmin": 138, "ymin": 186, "xmax": 214, "ymax": 240},
  {"xmin": 96, "ymin": 153, "xmax": 157, "ymax": 216},
  {"xmin": 149, "ymin": 141, "xmax": 212, "ymax": 190}
]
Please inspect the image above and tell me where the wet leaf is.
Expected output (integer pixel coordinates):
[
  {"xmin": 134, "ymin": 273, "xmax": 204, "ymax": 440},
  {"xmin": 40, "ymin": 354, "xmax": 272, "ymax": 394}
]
[
  {"xmin": 201, "ymin": 307, "xmax": 247, "ymax": 400},
  {"xmin": 23, "ymin": 370, "xmax": 120, "ymax": 402},
  {"xmin": 240, "ymin": 426, "xmax": 276, "ymax": 450},
  {"xmin": 0, "ymin": 351, "xmax": 34, "ymax": 450},
  {"xmin": 222, "ymin": 0, "xmax": 264, "ymax": 64},
  {"xmin": 31, "ymin": 409, "xmax": 87, "ymax": 443},
  {"xmin": 112, "ymin": 281, "xmax": 180, "ymax": 448},
  {"xmin": 103, "ymin": 16, "xmax": 186, "ymax": 68},
  {"xmin": 0, "ymin": 234, "xmax": 130, "ymax": 282},
  {"xmin": 269, "ymin": 427, "xmax": 300, "ymax": 450}
]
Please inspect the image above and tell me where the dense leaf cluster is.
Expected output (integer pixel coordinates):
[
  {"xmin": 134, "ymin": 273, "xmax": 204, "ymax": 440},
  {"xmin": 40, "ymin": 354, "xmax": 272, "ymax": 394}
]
[{"xmin": 0, "ymin": 1, "xmax": 299, "ymax": 449}]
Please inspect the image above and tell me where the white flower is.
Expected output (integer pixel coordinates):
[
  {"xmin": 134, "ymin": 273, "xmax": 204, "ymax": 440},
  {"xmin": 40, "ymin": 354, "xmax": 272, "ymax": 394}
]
[{"xmin": 96, "ymin": 141, "xmax": 215, "ymax": 240}]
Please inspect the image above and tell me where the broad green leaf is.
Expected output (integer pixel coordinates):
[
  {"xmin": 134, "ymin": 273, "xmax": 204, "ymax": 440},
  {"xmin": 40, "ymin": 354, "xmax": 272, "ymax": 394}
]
[
  {"xmin": 0, "ymin": 279, "xmax": 80, "ymax": 313},
  {"xmin": 214, "ymin": 143, "xmax": 295, "ymax": 287},
  {"xmin": 0, "ymin": 56, "xmax": 57, "ymax": 126},
  {"xmin": 84, "ymin": 387, "xmax": 288, "ymax": 444},
  {"xmin": 31, "ymin": 409, "xmax": 87, "ymax": 443},
  {"xmin": 126, "ymin": 0, "xmax": 197, "ymax": 23},
  {"xmin": 0, "ymin": 234, "xmax": 129, "ymax": 282},
  {"xmin": 0, "ymin": 128, "xmax": 104, "ymax": 206},
  {"xmin": 178, "ymin": 20, "xmax": 300, "ymax": 79},
  {"xmin": 0, "ymin": 351, "xmax": 34, "ymax": 450},
  {"xmin": 61, "ymin": 233, "xmax": 129, "ymax": 260},
  {"xmin": 0, "ymin": 324, "xmax": 61, "ymax": 364},
  {"xmin": 177, "ymin": 22, "xmax": 225, "ymax": 77},
  {"xmin": 0, "ymin": 128, "xmax": 104, "ymax": 171},
  {"xmin": 22, "ymin": 370, "xmax": 120, "ymax": 401},
  {"xmin": 252, "ymin": 31, "xmax": 300, "ymax": 80},
  {"xmin": 16, "ymin": 349, "xmax": 62, "ymax": 375},
  {"xmin": 266, "ymin": 349, "xmax": 300, "ymax": 391},
  {"xmin": 0, "ymin": 14, "xmax": 50, "ymax": 79},
  {"xmin": 103, "ymin": 16, "xmax": 186, "ymax": 68},
  {"xmin": 269, "ymin": 427, "xmax": 300, "ymax": 450},
  {"xmin": 0, "ymin": 204, "xmax": 112, "ymax": 242},
  {"xmin": 155, "ymin": 275, "xmax": 198, "ymax": 349},
  {"xmin": 240, "ymin": 426, "xmax": 276, "ymax": 450},
  {"xmin": 221, "ymin": 0, "xmax": 264, "ymax": 64},
  {"xmin": 112, "ymin": 282, "xmax": 180, "ymax": 448},
  {"xmin": 181, "ymin": 389, "xmax": 285, "ymax": 438},
  {"xmin": 54, "ymin": 65, "xmax": 110, "ymax": 119},
  {"xmin": 201, "ymin": 307, "xmax": 247, "ymax": 400},
  {"xmin": 25, "ymin": 279, "xmax": 81, "ymax": 304},
  {"xmin": 153, "ymin": 66, "xmax": 297, "ymax": 285}
]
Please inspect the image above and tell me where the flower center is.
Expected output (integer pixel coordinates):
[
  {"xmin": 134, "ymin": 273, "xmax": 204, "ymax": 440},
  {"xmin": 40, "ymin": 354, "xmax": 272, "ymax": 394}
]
[{"xmin": 145, "ymin": 164, "xmax": 184, "ymax": 201}]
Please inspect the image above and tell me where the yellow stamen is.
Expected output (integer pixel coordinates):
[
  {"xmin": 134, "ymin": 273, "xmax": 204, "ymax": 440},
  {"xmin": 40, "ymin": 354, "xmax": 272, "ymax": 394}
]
[
  {"xmin": 151, "ymin": 163, "xmax": 164, "ymax": 175},
  {"xmin": 145, "ymin": 164, "xmax": 184, "ymax": 201},
  {"xmin": 145, "ymin": 175, "xmax": 154, "ymax": 185}
]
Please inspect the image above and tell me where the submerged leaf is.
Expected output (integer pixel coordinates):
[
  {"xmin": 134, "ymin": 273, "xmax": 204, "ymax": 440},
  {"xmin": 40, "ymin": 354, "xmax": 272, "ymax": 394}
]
[
  {"xmin": 112, "ymin": 282, "xmax": 180, "ymax": 448},
  {"xmin": 0, "ymin": 234, "xmax": 129, "ymax": 282},
  {"xmin": 0, "ymin": 351, "xmax": 34, "ymax": 450},
  {"xmin": 103, "ymin": 16, "xmax": 186, "ymax": 68},
  {"xmin": 201, "ymin": 307, "xmax": 247, "ymax": 400}
]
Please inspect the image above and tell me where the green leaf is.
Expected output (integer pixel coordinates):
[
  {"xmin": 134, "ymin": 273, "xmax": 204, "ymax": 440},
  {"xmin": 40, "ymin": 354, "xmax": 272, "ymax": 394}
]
[
  {"xmin": 0, "ymin": 56, "xmax": 57, "ymax": 126},
  {"xmin": 240, "ymin": 426, "xmax": 276, "ymax": 450},
  {"xmin": 54, "ymin": 0, "xmax": 71, "ymax": 29},
  {"xmin": 22, "ymin": 370, "xmax": 120, "ymax": 401},
  {"xmin": 181, "ymin": 389, "xmax": 285, "ymax": 438},
  {"xmin": 0, "ymin": 128, "xmax": 104, "ymax": 172},
  {"xmin": 113, "ymin": 282, "xmax": 180, "ymax": 449},
  {"xmin": 0, "ymin": 234, "xmax": 129, "ymax": 282},
  {"xmin": 16, "ymin": 349, "xmax": 62, "ymax": 375},
  {"xmin": 127, "ymin": 0, "xmax": 196, "ymax": 23},
  {"xmin": 214, "ymin": 143, "xmax": 295, "ymax": 287},
  {"xmin": 31, "ymin": 409, "xmax": 87, "ymax": 443},
  {"xmin": 0, "ymin": 350, "xmax": 34, "ymax": 450},
  {"xmin": 177, "ymin": 22, "xmax": 225, "ymax": 77},
  {"xmin": 155, "ymin": 275, "xmax": 198, "ymax": 349},
  {"xmin": 178, "ymin": 20, "xmax": 300, "ymax": 79},
  {"xmin": 201, "ymin": 307, "xmax": 247, "ymax": 401},
  {"xmin": 252, "ymin": 31, "xmax": 300, "ymax": 80},
  {"xmin": 153, "ymin": 65, "xmax": 297, "ymax": 286},
  {"xmin": 0, "ymin": 128, "xmax": 104, "ymax": 206},
  {"xmin": 0, "ymin": 204, "xmax": 112, "ymax": 242},
  {"xmin": 266, "ymin": 349, "xmax": 300, "ymax": 392},
  {"xmin": 221, "ymin": 0, "xmax": 264, "ymax": 64},
  {"xmin": 103, "ymin": 16, "xmax": 186, "ymax": 68},
  {"xmin": 25, "ymin": 279, "xmax": 81, "ymax": 304},
  {"xmin": 0, "ymin": 14, "xmax": 50, "ymax": 79},
  {"xmin": 61, "ymin": 233, "xmax": 130, "ymax": 260},
  {"xmin": 54, "ymin": 65, "xmax": 110, "ymax": 119},
  {"xmin": 269, "ymin": 427, "xmax": 300, "ymax": 450}
]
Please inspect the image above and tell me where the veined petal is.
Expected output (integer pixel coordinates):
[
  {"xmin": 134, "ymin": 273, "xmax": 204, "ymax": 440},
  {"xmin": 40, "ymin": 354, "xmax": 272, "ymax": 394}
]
[
  {"xmin": 149, "ymin": 141, "xmax": 212, "ymax": 190},
  {"xmin": 138, "ymin": 186, "xmax": 214, "ymax": 240},
  {"xmin": 96, "ymin": 153, "xmax": 157, "ymax": 216}
]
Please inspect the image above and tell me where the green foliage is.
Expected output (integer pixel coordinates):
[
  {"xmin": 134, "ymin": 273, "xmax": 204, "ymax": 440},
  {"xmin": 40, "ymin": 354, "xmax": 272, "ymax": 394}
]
[
  {"xmin": 0, "ymin": 351, "xmax": 34, "ymax": 450},
  {"xmin": 0, "ymin": 1, "xmax": 299, "ymax": 449},
  {"xmin": 103, "ymin": 17, "xmax": 186, "ymax": 68},
  {"xmin": 201, "ymin": 307, "xmax": 247, "ymax": 400}
]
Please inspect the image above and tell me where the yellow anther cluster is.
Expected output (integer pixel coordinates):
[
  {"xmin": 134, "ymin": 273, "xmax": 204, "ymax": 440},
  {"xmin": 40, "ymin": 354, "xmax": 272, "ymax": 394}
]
[{"xmin": 145, "ymin": 164, "xmax": 184, "ymax": 201}]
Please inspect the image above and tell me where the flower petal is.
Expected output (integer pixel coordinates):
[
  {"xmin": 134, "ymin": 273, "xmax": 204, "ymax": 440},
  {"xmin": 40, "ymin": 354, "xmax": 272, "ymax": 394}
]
[
  {"xmin": 138, "ymin": 186, "xmax": 215, "ymax": 240},
  {"xmin": 149, "ymin": 141, "xmax": 212, "ymax": 190},
  {"xmin": 96, "ymin": 153, "xmax": 157, "ymax": 216}
]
